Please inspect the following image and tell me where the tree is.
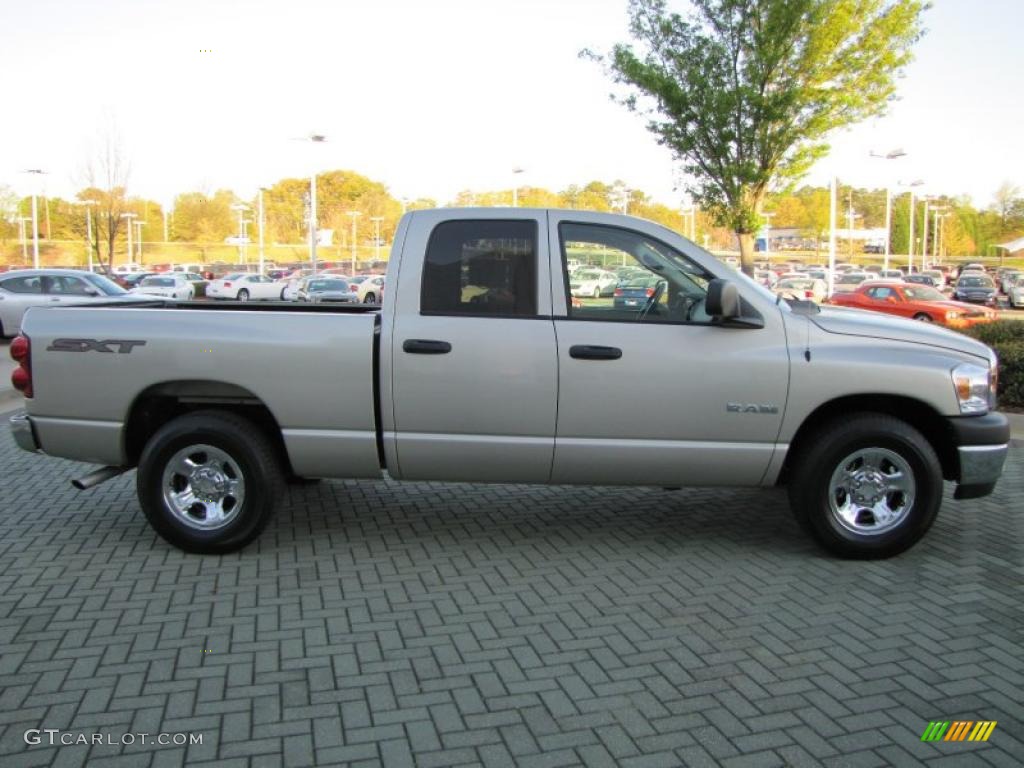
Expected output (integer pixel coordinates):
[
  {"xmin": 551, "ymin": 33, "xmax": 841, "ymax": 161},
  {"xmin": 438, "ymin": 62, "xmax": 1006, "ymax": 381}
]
[
  {"xmin": 589, "ymin": 0, "xmax": 927, "ymax": 275},
  {"xmin": 172, "ymin": 190, "xmax": 235, "ymax": 242},
  {"xmin": 78, "ymin": 120, "xmax": 131, "ymax": 272}
]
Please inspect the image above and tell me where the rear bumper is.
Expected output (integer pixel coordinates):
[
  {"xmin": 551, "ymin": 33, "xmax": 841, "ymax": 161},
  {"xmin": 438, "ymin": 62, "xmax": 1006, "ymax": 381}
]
[
  {"xmin": 947, "ymin": 412, "xmax": 1010, "ymax": 499},
  {"xmin": 10, "ymin": 412, "xmax": 40, "ymax": 453}
]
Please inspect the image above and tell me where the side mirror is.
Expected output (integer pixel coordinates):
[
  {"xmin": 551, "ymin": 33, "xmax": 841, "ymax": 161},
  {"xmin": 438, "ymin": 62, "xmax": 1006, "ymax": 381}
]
[{"xmin": 706, "ymin": 279, "xmax": 740, "ymax": 319}]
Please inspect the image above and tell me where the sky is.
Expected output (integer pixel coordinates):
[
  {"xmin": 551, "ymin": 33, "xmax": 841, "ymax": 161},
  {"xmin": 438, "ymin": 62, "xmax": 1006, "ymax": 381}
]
[{"xmin": 1, "ymin": 0, "xmax": 1022, "ymax": 211}]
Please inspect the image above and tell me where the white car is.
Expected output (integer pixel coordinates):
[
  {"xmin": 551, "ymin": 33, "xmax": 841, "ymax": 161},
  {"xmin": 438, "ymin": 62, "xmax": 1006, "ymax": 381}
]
[
  {"xmin": 207, "ymin": 273, "xmax": 280, "ymax": 301},
  {"xmin": 879, "ymin": 269, "xmax": 905, "ymax": 280},
  {"xmin": 569, "ymin": 269, "xmax": 618, "ymax": 298},
  {"xmin": 773, "ymin": 278, "xmax": 828, "ymax": 303},
  {"xmin": 357, "ymin": 275, "xmax": 386, "ymax": 303},
  {"xmin": 1008, "ymin": 276, "xmax": 1024, "ymax": 308},
  {"xmin": 279, "ymin": 270, "xmax": 318, "ymax": 301},
  {"xmin": 129, "ymin": 274, "xmax": 195, "ymax": 300}
]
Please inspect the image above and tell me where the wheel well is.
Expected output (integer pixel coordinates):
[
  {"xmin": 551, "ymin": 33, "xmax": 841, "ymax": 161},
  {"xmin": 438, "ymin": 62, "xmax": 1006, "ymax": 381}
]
[
  {"xmin": 124, "ymin": 381, "xmax": 293, "ymax": 474},
  {"xmin": 779, "ymin": 395, "xmax": 957, "ymax": 484}
]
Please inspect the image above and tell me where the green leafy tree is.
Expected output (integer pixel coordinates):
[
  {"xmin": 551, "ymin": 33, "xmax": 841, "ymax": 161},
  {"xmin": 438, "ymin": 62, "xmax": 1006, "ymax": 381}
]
[
  {"xmin": 172, "ymin": 190, "xmax": 236, "ymax": 243},
  {"xmin": 589, "ymin": 0, "xmax": 927, "ymax": 274}
]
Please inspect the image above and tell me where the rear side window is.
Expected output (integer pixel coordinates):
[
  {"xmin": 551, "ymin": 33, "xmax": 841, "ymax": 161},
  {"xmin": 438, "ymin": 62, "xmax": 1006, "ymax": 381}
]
[
  {"xmin": 0, "ymin": 276, "xmax": 43, "ymax": 294},
  {"xmin": 421, "ymin": 220, "xmax": 537, "ymax": 316}
]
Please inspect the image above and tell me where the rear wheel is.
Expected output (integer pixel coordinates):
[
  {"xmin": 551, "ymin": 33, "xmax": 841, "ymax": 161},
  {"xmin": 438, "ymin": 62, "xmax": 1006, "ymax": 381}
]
[
  {"xmin": 913, "ymin": 312, "xmax": 933, "ymax": 322},
  {"xmin": 592, "ymin": 287, "xmax": 600, "ymax": 299},
  {"xmin": 137, "ymin": 411, "xmax": 283, "ymax": 553},
  {"xmin": 237, "ymin": 289, "xmax": 249, "ymax": 302},
  {"xmin": 363, "ymin": 292, "xmax": 376, "ymax": 303},
  {"xmin": 788, "ymin": 413, "xmax": 942, "ymax": 559}
]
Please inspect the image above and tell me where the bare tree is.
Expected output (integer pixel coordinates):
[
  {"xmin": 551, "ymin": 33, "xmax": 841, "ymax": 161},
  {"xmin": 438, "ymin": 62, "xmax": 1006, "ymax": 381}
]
[{"xmin": 77, "ymin": 118, "xmax": 131, "ymax": 273}]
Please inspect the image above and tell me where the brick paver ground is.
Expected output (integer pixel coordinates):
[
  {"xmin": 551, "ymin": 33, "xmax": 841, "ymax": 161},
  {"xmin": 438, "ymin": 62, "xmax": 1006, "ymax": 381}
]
[{"xmin": 0, "ymin": 426, "xmax": 1021, "ymax": 767}]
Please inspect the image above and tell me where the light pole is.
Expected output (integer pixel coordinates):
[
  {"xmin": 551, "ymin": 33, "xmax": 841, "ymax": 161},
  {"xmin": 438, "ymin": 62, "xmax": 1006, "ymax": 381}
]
[
  {"xmin": 83, "ymin": 202, "xmax": 97, "ymax": 271},
  {"xmin": 23, "ymin": 169, "xmax": 46, "ymax": 269},
  {"xmin": 134, "ymin": 220, "xmax": 144, "ymax": 262},
  {"xmin": 511, "ymin": 167, "xmax": 525, "ymax": 207},
  {"xmin": 347, "ymin": 211, "xmax": 362, "ymax": 273},
  {"xmin": 762, "ymin": 212, "xmax": 776, "ymax": 261},
  {"xmin": 230, "ymin": 203, "xmax": 248, "ymax": 265},
  {"xmin": 869, "ymin": 149, "xmax": 906, "ymax": 271},
  {"xmin": 370, "ymin": 216, "xmax": 384, "ymax": 263},
  {"xmin": 121, "ymin": 213, "xmax": 136, "ymax": 263},
  {"xmin": 929, "ymin": 207, "xmax": 946, "ymax": 267},
  {"xmin": 681, "ymin": 206, "xmax": 697, "ymax": 240},
  {"xmin": 828, "ymin": 176, "xmax": 837, "ymax": 297},
  {"xmin": 921, "ymin": 198, "xmax": 935, "ymax": 270},
  {"xmin": 19, "ymin": 217, "xmax": 31, "ymax": 264},
  {"xmin": 291, "ymin": 133, "xmax": 327, "ymax": 273},
  {"xmin": 258, "ymin": 187, "xmax": 267, "ymax": 275},
  {"xmin": 898, "ymin": 180, "xmax": 924, "ymax": 272}
]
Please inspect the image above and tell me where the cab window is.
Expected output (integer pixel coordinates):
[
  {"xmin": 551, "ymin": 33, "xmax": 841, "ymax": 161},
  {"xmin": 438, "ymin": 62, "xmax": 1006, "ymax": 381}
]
[
  {"xmin": 560, "ymin": 222, "xmax": 713, "ymax": 324},
  {"xmin": 421, "ymin": 220, "xmax": 537, "ymax": 316}
]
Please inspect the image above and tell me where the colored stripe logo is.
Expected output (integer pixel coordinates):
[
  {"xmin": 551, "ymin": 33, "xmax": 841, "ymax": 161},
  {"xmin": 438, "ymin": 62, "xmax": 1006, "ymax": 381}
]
[{"xmin": 921, "ymin": 721, "xmax": 997, "ymax": 742}]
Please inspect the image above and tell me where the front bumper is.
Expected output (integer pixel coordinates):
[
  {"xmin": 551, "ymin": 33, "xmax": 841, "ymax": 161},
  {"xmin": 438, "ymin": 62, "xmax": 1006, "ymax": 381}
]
[
  {"xmin": 947, "ymin": 412, "xmax": 1010, "ymax": 499},
  {"xmin": 10, "ymin": 412, "xmax": 40, "ymax": 453}
]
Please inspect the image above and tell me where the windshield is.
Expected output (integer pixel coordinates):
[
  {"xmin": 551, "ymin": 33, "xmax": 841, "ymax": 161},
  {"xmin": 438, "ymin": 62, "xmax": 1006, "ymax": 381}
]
[
  {"xmin": 141, "ymin": 277, "xmax": 175, "ymax": 287},
  {"xmin": 84, "ymin": 273, "xmax": 128, "ymax": 295},
  {"xmin": 902, "ymin": 286, "xmax": 945, "ymax": 301},
  {"xmin": 575, "ymin": 270, "xmax": 603, "ymax": 280},
  {"xmin": 778, "ymin": 279, "xmax": 813, "ymax": 289},
  {"xmin": 837, "ymin": 274, "xmax": 867, "ymax": 284},
  {"xmin": 959, "ymin": 276, "xmax": 994, "ymax": 288}
]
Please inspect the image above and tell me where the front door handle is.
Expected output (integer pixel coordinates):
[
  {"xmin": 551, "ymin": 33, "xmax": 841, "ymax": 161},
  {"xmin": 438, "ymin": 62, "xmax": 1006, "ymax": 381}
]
[
  {"xmin": 403, "ymin": 339, "xmax": 452, "ymax": 355},
  {"xmin": 569, "ymin": 345, "xmax": 622, "ymax": 360}
]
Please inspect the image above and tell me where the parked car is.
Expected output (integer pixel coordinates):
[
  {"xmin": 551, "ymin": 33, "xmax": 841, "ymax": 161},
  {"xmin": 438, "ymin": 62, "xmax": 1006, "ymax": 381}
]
[
  {"xmin": 773, "ymin": 278, "xmax": 828, "ymax": 303},
  {"xmin": 827, "ymin": 281, "xmax": 997, "ymax": 328},
  {"xmin": 904, "ymin": 274, "xmax": 939, "ymax": 289},
  {"xmin": 10, "ymin": 208, "xmax": 1009, "ymax": 561},
  {"xmin": 612, "ymin": 274, "xmax": 667, "ymax": 310},
  {"xmin": 115, "ymin": 271, "xmax": 160, "ymax": 289},
  {"xmin": 998, "ymin": 270, "xmax": 1022, "ymax": 295},
  {"xmin": 0, "ymin": 269, "xmax": 134, "ymax": 337},
  {"xmin": 879, "ymin": 269, "xmax": 904, "ymax": 280},
  {"xmin": 279, "ymin": 269, "xmax": 317, "ymax": 301},
  {"xmin": 1008, "ymin": 276, "xmax": 1024, "ymax": 308},
  {"xmin": 754, "ymin": 269, "xmax": 778, "ymax": 288},
  {"xmin": 569, "ymin": 269, "xmax": 618, "ymax": 298},
  {"xmin": 922, "ymin": 270, "xmax": 947, "ymax": 290},
  {"xmin": 357, "ymin": 275, "xmax": 386, "ymax": 303},
  {"xmin": 952, "ymin": 274, "xmax": 998, "ymax": 305},
  {"xmin": 207, "ymin": 273, "xmax": 281, "ymax": 301},
  {"xmin": 295, "ymin": 277, "xmax": 359, "ymax": 303},
  {"xmin": 205, "ymin": 273, "xmax": 247, "ymax": 300},
  {"xmin": 831, "ymin": 272, "xmax": 869, "ymax": 292},
  {"xmin": 129, "ymin": 274, "xmax": 196, "ymax": 300}
]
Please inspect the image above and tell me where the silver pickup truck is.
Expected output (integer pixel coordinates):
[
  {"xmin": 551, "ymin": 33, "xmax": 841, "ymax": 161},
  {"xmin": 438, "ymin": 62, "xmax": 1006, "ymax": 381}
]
[{"xmin": 9, "ymin": 209, "xmax": 1010, "ymax": 558}]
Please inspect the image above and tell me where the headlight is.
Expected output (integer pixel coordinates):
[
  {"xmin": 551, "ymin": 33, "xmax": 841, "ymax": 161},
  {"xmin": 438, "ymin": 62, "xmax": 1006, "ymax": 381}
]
[
  {"xmin": 951, "ymin": 362, "xmax": 996, "ymax": 414},
  {"xmin": 945, "ymin": 311, "xmax": 961, "ymax": 320}
]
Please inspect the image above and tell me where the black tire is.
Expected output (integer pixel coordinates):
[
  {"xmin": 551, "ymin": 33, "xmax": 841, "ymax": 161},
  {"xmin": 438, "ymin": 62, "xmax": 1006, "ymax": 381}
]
[
  {"xmin": 788, "ymin": 413, "xmax": 942, "ymax": 559},
  {"xmin": 363, "ymin": 293, "xmax": 376, "ymax": 304},
  {"xmin": 137, "ymin": 410, "xmax": 283, "ymax": 554},
  {"xmin": 913, "ymin": 313, "xmax": 933, "ymax": 322},
  {"xmin": 280, "ymin": 288, "xmax": 287, "ymax": 300},
  {"xmin": 237, "ymin": 289, "xmax": 249, "ymax": 302}
]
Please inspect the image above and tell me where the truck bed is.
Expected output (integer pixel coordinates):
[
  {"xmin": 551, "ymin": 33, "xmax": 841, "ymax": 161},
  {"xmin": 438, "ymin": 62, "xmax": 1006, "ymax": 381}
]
[{"xmin": 20, "ymin": 302, "xmax": 383, "ymax": 479}]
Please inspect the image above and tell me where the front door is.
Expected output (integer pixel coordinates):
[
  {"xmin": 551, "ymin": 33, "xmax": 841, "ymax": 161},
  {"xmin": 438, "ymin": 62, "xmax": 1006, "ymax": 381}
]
[
  {"xmin": 548, "ymin": 214, "xmax": 790, "ymax": 487},
  {"xmin": 390, "ymin": 213, "xmax": 558, "ymax": 482}
]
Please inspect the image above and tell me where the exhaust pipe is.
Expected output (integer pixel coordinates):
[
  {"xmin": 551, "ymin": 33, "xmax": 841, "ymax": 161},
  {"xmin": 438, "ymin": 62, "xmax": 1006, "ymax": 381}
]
[{"xmin": 72, "ymin": 466, "xmax": 129, "ymax": 490}]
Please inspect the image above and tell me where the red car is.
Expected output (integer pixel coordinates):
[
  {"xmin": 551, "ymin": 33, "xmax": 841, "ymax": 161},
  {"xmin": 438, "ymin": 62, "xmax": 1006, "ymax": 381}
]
[{"xmin": 827, "ymin": 281, "xmax": 997, "ymax": 329}]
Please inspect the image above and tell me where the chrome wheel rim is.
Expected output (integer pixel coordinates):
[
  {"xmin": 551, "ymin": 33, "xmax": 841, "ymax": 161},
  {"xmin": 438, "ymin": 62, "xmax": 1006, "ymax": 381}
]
[
  {"xmin": 828, "ymin": 447, "xmax": 915, "ymax": 535},
  {"xmin": 161, "ymin": 444, "xmax": 245, "ymax": 530}
]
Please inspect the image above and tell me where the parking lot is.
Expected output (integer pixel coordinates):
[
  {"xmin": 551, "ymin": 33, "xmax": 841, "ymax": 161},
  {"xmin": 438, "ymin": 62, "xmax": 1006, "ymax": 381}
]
[{"xmin": 0, "ymin": 419, "xmax": 1021, "ymax": 767}]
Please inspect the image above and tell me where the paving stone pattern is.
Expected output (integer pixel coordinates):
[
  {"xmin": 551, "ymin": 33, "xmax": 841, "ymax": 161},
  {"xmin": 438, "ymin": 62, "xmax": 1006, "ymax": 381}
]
[{"xmin": 0, "ymin": 429, "xmax": 1021, "ymax": 767}]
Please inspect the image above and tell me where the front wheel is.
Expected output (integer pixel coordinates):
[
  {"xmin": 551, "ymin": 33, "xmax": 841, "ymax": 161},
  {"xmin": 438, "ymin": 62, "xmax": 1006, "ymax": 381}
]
[
  {"xmin": 788, "ymin": 414, "xmax": 942, "ymax": 559},
  {"xmin": 136, "ymin": 411, "xmax": 284, "ymax": 553},
  {"xmin": 913, "ymin": 313, "xmax": 933, "ymax": 322},
  {"xmin": 363, "ymin": 292, "xmax": 376, "ymax": 304}
]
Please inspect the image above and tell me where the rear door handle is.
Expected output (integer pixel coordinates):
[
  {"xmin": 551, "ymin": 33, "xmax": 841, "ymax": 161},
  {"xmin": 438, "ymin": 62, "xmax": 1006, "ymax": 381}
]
[
  {"xmin": 569, "ymin": 345, "xmax": 622, "ymax": 360},
  {"xmin": 403, "ymin": 339, "xmax": 452, "ymax": 355}
]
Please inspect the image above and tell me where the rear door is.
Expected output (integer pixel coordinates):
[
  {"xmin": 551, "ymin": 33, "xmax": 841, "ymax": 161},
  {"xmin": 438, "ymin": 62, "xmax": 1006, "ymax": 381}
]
[
  {"xmin": 548, "ymin": 213, "xmax": 790, "ymax": 487},
  {"xmin": 388, "ymin": 211, "xmax": 558, "ymax": 482}
]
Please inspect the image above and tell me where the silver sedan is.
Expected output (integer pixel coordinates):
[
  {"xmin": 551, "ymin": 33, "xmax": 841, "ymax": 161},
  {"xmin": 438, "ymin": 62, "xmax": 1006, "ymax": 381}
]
[{"xmin": 0, "ymin": 269, "xmax": 136, "ymax": 338}]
